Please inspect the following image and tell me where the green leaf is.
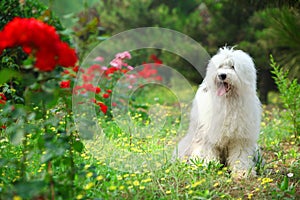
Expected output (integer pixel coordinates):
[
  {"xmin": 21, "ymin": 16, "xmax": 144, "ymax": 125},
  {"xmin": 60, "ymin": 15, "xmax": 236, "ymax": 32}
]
[
  {"xmin": 24, "ymin": 88, "xmax": 59, "ymax": 109},
  {"xmin": 280, "ymin": 176, "xmax": 289, "ymax": 191},
  {"xmin": 0, "ymin": 69, "xmax": 21, "ymax": 85},
  {"xmin": 73, "ymin": 140, "xmax": 84, "ymax": 153},
  {"xmin": 14, "ymin": 180, "xmax": 46, "ymax": 199}
]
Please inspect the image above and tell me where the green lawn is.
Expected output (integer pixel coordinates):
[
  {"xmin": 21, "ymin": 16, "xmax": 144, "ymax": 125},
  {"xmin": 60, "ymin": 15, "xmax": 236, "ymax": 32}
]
[{"xmin": 0, "ymin": 85, "xmax": 299, "ymax": 199}]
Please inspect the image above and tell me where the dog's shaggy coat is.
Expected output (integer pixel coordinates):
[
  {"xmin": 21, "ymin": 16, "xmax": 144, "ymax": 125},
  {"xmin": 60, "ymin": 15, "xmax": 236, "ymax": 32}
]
[{"xmin": 175, "ymin": 47, "xmax": 262, "ymax": 177}]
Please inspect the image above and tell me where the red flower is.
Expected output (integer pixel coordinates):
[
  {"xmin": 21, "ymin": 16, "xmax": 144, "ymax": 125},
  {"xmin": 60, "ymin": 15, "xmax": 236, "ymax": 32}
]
[
  {"xmin": 0, "ymin": 93, "xmax": 7, "ymax": 104},
  {"xmin": 139, "ymin": 64, "xmax": 158, "ymax": 78},
  {"xmin": 155, "ymin": 76, "xmax": 163, "ymax": 81},
  {"xmin": 0, "ymin": 17, "xmax": 78, "ymax": 71},
  {"xmin": 95, "ymin": 87, "xmax": 101, "ymax": 94},
  {"xmin": 83, "ymin": 74, "xmax": 94, "ymax": 82},
  {"xmin": 87, "ymin": 64, "xmax": 101, "ymax": 74},
  {"xmin": 106, "ymin": 89, "xmax": 112, "ymax": 93},
  {"xmin": 57, "ymin": 42, "xmax": 77, "ymax": 67},
  {"xmin": 82, "ymin": 83, "xmax": 95, "ymax": 92},
  {"xmin": 150, "ymin": 54, "xmax": 163, "ymax": 65},
  {"xmin": 60, "ymin": 80, "xmax": 71, "ymax": 88},
  {"xmin": 90, "ymin": 98, "xmax": 97, "ymax": 103},
  {"xmin": 62, "ymin": 70, "xmax": 70, "ymax": 75},
  {"xmin": 103, "ymin": 93, "xmax": 109, "ymax": 98},
  {"xmin": 105, "ymin": 67, "xmax": 119, "ymax": 76},
  {"xmin": 73, "ymin": 66, "xmax": 79, "ymax": 72},
  {"xmin": 121, "ymin": 69, "xmax": 129, "ymax": 74},
  {"xmin": 35, "ymin": 49, "xmax": 57, "ymax": 71},
  {"xmin": 97, "ymin": 102, "xmax": 108, "ymax": 114}
]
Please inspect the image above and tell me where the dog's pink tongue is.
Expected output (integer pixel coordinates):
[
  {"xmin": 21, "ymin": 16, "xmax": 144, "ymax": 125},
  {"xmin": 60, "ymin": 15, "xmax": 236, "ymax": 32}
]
[{"xmin": 217, "ymin": 85, "xmax": 226, "ymax": 96}]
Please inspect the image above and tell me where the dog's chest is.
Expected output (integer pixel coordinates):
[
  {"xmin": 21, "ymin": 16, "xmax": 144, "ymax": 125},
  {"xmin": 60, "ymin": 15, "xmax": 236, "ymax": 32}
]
[{"xmin": 218, "ymin": 104, "xmax": 243, "ymax": 138}]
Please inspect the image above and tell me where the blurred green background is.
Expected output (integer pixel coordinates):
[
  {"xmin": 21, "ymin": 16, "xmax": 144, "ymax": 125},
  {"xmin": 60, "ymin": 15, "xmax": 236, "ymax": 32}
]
[{"xmin": 2, "ymin": 0, "xmax": 300, "ymax": 103}]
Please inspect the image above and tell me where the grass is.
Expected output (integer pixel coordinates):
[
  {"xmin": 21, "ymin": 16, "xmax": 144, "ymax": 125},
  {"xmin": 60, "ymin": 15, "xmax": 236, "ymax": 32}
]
[{"xmin": 0, "ymin": 85, "xmax": 299, "ymax": 199}]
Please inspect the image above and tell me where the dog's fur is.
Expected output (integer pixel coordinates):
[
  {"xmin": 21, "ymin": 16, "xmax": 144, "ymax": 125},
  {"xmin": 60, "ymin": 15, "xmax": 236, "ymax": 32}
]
[{"xmin": 175, "ymin": 47, "xmax": 262, "ymax": 177}]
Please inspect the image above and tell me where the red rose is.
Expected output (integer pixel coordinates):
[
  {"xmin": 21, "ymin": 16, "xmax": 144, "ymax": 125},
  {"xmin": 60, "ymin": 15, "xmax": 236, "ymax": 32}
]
[
  {"xmin": 150, "ymin": 54, "xmax": 163, "ymax": 65},
  {"xmin": 0, "ymin": 17, "xmax": 78, "ymax": 71},
  {"xmin": 57, "ymin": 42, "xmax": 77, "ymax": 67},
  {"xmin": 0, "ymin": 93, "xmax": 7, "ymax": 104},
  {"xmin": 73, "ymin": 66, "xmax": 79, "ymax": 73},
  {"xmin": 103, "ymin": 93, "xmax": 109, "ymax": 98},
  {"xmin": 60, "ymin": 80, "xmax": 71, "ymax": 88},
  {"xmin": 63, "ymin": 70, "xmax": 70, "ymax": 74},
  {"xmin": 95, "ymin": 87, "xmax": 101, "ymax": 94},
  {"xmin": 82, "ymin": 83, "xmax": 94, "ymax": 92},
  {"xmin": 35, "ymin": 49, "xmax": 57, "ymax": 71},
  {"xmin": 97, "ymin": 102, "xmax": 108, "ymax": 114},
  {"xmin": 105, "ymin": 67, "xmax": 119, "ymax": 76}
]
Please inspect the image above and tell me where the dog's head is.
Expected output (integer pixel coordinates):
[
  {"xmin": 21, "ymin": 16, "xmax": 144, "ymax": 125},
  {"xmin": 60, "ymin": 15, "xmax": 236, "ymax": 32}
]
[{"xmin": 206, "ymin": 47, "xmax": 257, "ymax": 97}]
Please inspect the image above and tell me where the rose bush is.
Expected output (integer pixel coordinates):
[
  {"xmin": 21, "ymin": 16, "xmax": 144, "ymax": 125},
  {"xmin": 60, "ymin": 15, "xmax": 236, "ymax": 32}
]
[
  {"xmin": 0, "ymin": 17, "xmax": 77, "ymax": 71},
  {"xmin": 0, "ymin": 17, "xmax": 79, "ymax": 199}
]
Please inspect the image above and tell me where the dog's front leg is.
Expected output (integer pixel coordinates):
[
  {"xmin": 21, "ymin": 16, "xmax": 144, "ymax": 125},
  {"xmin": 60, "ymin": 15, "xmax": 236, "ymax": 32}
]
[
  {"xmin": 189, "ymin": 142, "xmax": 219, "ymax": 164},
  {"xmin": 227, "ymin": 141, "xmax": 257, "ymax": 178}
]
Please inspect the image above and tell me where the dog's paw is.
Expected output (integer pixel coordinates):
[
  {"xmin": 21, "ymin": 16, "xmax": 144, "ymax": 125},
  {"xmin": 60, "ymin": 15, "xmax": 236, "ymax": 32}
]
[{"xmin": 231, "ymin": 169, "xmax": 256, "ymax": 180}]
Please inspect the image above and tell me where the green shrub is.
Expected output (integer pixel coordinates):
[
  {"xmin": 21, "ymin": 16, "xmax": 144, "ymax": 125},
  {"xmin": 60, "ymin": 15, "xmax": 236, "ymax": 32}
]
[{"xmin": 270, "ymin": 55, "xmax": 300, "ymax": 141}]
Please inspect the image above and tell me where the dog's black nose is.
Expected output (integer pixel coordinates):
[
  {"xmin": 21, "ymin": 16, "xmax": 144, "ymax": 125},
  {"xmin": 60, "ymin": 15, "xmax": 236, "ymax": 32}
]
[{"xmin": 218, "ymin": 73, "xmax": 227, "ymax": 80}]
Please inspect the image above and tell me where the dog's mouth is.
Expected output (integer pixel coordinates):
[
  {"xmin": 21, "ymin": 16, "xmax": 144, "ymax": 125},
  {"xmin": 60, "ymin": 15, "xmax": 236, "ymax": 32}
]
[{"xmin": 217, "ymin": 81, "xmax": 231, "ymax": 96}]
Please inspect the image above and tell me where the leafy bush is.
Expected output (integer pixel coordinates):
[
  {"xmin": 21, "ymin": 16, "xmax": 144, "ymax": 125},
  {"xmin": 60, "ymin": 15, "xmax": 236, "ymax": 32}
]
[
  {"xmin": 270, "ymin": 55, "xmax": 300, "ymax": 141},
  {"xmin": 0, "ymin": 15, "xmax": 79, "ymax": 199},
  {"xmin": 263, "ymin": 7, "xmax": 300, "ymax": 78}
]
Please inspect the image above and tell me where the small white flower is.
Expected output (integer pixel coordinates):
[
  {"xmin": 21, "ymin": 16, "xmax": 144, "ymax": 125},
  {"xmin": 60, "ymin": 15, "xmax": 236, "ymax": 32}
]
[{"xmin": 287, "ymin": 173, "xmax": 293, "ymax": 178}]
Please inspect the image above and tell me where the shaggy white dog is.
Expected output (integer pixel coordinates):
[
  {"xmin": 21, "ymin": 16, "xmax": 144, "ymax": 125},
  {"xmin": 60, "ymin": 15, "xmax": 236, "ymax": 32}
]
[{"xmin": 175, "ymin": 47, "xmax": 262, "ymax": 177}]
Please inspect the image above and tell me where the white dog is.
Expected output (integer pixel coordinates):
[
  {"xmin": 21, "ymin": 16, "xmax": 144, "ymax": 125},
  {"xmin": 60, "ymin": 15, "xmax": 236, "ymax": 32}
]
[{"xmin": 175, "ymin": 47, "xmax": 262, "ymax": 177}]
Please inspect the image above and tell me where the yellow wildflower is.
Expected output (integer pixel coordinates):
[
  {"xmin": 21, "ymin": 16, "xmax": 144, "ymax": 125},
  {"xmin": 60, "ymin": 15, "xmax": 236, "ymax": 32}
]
[
  {"xmin": 133, "ymin": 180, "xmax": 140, "ymax": 186},
  {"xmin": 248, "ymin": 193, "xmax": 253, "ymax": 199},
  {"xmin": 86, "ymin": 172, "xmax": 93, "ymax": 178},
  {"xmin": 96, "ymin": 175, "xmax": 103, "ymax": 181},
  {"xmin": 13, "ymin": 196, "xmax": 22, "ymax": 200},
  {"xmin": 109, "ymin": 185, "xmax": 117, "ymax": 191},
  {"xmin": 84, "ymin": 182, "xmax": 94, "ymax": 190}
]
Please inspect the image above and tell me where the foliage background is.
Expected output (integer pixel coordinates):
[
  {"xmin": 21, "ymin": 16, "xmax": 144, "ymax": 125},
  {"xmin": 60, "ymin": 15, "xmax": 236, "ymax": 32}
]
[{"xmin": 40, "ymin": 0, "xmax": 300, "ymax": 103}]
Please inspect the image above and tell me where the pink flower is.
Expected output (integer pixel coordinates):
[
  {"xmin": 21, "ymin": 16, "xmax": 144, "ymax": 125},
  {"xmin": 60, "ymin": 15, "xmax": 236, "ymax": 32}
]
[
  {"xmin": 116, "ymin": 51, "xmax": 131, "ymax": 59},
  {"xmin": 110, "ymin": 58, "xmax": 123, "ymax": 69},
  {"xmin": 101, "ymin": 66, "xmax": 108, "ymax": 70},
  {"xmin": 94, "ymin": 56, "xmax": 104, "ymax": 62},
  {"xmin": 127, "ymin": 65, "xmax": 134, "ymax": 70}
]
